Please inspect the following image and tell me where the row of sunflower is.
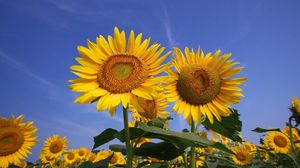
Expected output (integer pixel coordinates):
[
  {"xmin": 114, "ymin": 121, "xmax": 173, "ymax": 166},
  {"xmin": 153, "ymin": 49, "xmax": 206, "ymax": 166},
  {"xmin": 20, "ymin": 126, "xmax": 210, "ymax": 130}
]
[
  {"xmin": 1, "ymin": 27, "xmax": 299, "ymax": 167},
  {"xmin": 1, "ymin": 103, "xmax": 299, "ymax": 168}
]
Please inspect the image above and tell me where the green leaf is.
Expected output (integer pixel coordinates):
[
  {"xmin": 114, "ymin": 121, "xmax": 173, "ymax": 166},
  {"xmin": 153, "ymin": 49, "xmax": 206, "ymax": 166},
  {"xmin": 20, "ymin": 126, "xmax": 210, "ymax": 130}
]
[
  {"xmin": 203, "ymin": 109, "xmax": 242, "ymax": 142},
  {"xmin": 138, "ymin": 122, "xmax": 233, "ymax": 154},
  {"xmin": 78, "ymin": 153, "xmax": 113, "ymax": 168},
  {"xmin": 252, "ymin": 127, "xmax": 281, "ymax": 133},
  {"xmin": 147, "ymin": 117, "xmax": 173, "ymax": 128},
  {"xmin": 93, "ymin": 128, "xmax": 118, "ymax": 149},
  {"xmin": 134, "ymin": 142, "xmax": 185, "ymax": 160},
  {"xmin": 109, "ymin": 144, "xmax": 126, "ymax": 154},
  {"xmin": 113, "ymin": 127, "xmax": 145, "ymax": 142}
]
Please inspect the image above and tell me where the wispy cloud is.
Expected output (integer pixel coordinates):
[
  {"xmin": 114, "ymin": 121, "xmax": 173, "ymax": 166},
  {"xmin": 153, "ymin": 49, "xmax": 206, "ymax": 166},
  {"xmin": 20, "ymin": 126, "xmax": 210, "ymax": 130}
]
[
  {"xmin": 80, "ymin": 104, "xmax": 124, "ymax": 124},
  {"xmin": 163, "ymin": 10, "xmax": 178, "ymax": 48},
  {"xmin": 54, "ymin": 118, "xmax": 99, "ymax": 136},
  {"xmin": 0, "ymin": 50, "xmax": 55, "ymax": 88}
]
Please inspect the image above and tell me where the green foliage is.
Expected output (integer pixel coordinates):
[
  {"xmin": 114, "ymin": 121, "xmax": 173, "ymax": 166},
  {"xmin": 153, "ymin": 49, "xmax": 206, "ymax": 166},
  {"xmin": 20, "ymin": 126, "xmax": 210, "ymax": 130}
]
[
  {"xmin": 203, "ymin": 109, "xmax": 242, "ymax": 142},
  {"xmin": 251, "ymin": 127, "xmax": 281, "ymax": 133},
  {"xmin": 93, "ymin": 128, "xmax": 119, "ymax": 150},
  {"xmin": 133, "ymin": 142, "xmax": 185, "ymax": 160},
  {"xmin": 78, "ymin": 154, "xmax": 113, "ymax": 168}
]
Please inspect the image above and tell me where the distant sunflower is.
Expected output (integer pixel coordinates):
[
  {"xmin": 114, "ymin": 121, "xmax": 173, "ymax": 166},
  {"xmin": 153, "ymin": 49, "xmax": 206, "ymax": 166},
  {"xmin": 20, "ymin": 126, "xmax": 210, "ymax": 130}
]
[
  {"xmin": 40, "ymin": 152, "xmax": 55, "ymax": 165},
  {"xmin": 282, "ymin": 126, "xmax": 300, "ymax": 141},
  {"xmin": 243, "ymin": 142, "xmax": 257, "ymax": 155},
  {"xmin": 0, "ymin": 115, "xmax": 38, "ymax": 168},
  {"xmin": 42, "ymin": 135, "xmax": 68, "ymax": 160},
  {"xmin": 64, "ymin": 150, "xmax": 78, "ymax": 165},
  {"xmin": 69, "ymin": 27, "xmax": 170, "ymax": 116},
  {"xmin": 130, "ymin": 92, "xmax": 169, "ymax": 122},
  {"xmin": 230, "ymin": 146, "xmax": 252, "ymax": 166},
  {"xmin": 77, "ymin": 147, "xmax": 89, "ymax": 161},
  {"xmin": 166, "ymin": 47, "xmax": 246, "ymax": 124},
  {"xmin": 265, "ymin": 131, "xmax": 291, "ymax": 154}
]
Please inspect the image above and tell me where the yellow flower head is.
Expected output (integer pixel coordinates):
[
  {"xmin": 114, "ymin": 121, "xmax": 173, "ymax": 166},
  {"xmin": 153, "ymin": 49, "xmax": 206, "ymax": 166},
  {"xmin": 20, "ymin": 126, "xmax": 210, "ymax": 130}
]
[
  {"xmin": 40, "ymin": 152, "xmax": 56, "ymax": 165},
  {"xmin": 292, "ymin": 98, "xmax": 300, "ymax": 113},
  {"xmin": 95, "ymin": 150, "xmax": 125, "ymax": 166},
  {"xmin": 166, "ymin": 47, "xmax": 246, "ymax": 124},
  {"xmin": 265, "ymin": 131, "xmax": 291, "ymax": 154},
  {"xmin": 243, "ymin": 141, "xmax": 257, "ymax": 155},
  {"xmin": 282, "ymin": 126, "xmax": 300, "ymax": 141},
  {"xmin": 42, "ymin": 135, "xmax": 68, "ymax": 160},
  {"xmin": 231, "ymin": 146, "xmax": 252, "ymax": 166},
  {"xmin": 130, "ymin": 92, "xmax": 169, "ymax": 123},
  {"xmin": 63, "ymin": 149, "xmax": 78, "ymax": 165},
  {"xmin": 69, "ymin": 27, "xmax": 171, "ymax": 116},
  {"xmin": 0, "ymin": 115, "xmax": 38, "ymax": 168},
  {"xmin": 76, "ymin": 147, "xmax": 89, "ymax": 161}
]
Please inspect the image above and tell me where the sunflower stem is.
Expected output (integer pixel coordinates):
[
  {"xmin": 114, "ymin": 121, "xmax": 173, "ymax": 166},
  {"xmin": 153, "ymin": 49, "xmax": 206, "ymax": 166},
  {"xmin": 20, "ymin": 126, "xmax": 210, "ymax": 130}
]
[
  {"xmin": 190, "ymin": 119, "xmax": 196, "ymax": 168},
  {"xmin": 123, "ymin": 106, "xmax": 133, "ymax": 168},
  {"xmin": 288, "ymin": 117, "xmax": 300, "ymax": 168}
]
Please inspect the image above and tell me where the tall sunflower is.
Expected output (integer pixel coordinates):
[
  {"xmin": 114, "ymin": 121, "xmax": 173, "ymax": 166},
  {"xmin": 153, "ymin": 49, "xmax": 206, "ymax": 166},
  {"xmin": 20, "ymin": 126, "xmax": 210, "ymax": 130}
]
[
  {"xmin": 69, "ymin": 27, "xmax": 170, "ymax": 116},
  {"xmin": 130, "ymin": 92, "xmax": 169, "ymax": 122},
  {"xmin": 265, "ymin": 131, "xmax": 291, "ymax": 154},
  {"xmin": 230, "ymin": 146, "xmax": 252, "ymax": 166},
  {"xmin": 42, "ymin": 135, "xmax": 68, "ymax": 160},
  {"xmin": 166, "ymin": 47, "xmax": 246, "ymax": 124},
  {"xmin": 0, "ymin": 115, "xmax": 38, "ymax": 168}
]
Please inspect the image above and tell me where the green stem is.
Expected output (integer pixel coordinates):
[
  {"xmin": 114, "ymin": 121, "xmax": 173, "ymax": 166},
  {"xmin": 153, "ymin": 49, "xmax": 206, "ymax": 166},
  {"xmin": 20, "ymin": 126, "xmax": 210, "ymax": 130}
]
[
  {"xmin": 288, "ymin": 117, "xmax": 300, "ymax": 168},
  {"xmin": 190, "ymin": 119, "xmax": 196, "ymax": 168},
  {"xmin": 182, "ymin": 153, "xmax": 189, "ymax": 168},
  {"xmin": 123, "ymin": 106, "xmax": 132, "ymax": 168}
]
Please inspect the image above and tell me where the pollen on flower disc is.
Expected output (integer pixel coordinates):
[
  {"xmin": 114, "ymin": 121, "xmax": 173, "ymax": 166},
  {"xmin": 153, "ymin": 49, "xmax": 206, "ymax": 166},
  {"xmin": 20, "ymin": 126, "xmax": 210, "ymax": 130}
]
[
  {"xmin": 235, "ymin": 152, "xmax": 247, "ymax": 162},
  {"xmin": 0, "ymin": 128, "xmax": 24, "ymax": 156},
  {"xmin": 137, "ymin": 97, "xmax": 157, "ymax": 119},
  {"xmin": 274, "ymin": 135, "xmax": 288, "ymax": 147},
  {"xmin": 49, "ymin": 140, "xmax": 64, "ymax": 154},
  {"xmin": 176, "ymin": 65, "xmax": 221, "ymax": 105},
  {"xmin": 98, "ymin": 55, "xmax": 147, "ymax": 93}
]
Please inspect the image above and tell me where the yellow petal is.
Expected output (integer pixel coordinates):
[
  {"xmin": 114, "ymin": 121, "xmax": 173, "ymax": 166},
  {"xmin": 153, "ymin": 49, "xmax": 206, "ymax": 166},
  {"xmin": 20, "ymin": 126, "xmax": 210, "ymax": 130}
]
[
  {"xmin": 132, "ymin": 87, "xmax": 153, "ymax": 100},
  {"xmin": 71, "ymin": 71, "xmax": 97, "ymax": 79}
]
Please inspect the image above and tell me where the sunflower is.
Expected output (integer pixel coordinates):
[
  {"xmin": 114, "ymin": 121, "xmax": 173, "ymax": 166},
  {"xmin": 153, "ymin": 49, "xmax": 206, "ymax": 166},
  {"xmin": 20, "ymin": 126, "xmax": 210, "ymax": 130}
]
[
  {"xmin": 230, "ymin": 146, "xmax": 252, "ymax": 166},
  {"xmin": 265, "ymin": 131, "xmax": 291, "ymax": 154},
  {"xmin": 77, "ymin": 147, "xmax": 89, "ymax": 161},
  {"xmin": 130, "ymin": 92, "xmax": 169, "ymax": 122},
  {"xmin": 95, "ymin": 150, "xmax": 125, "ymax": 166},
  {"xmin": 63, "ymin": 149, "xmax": 78, "ymax": 165},
  {"xmin": 40, "ymin": 152, "xmax": 56, "ymax": 165},
  {"xmin": 292, "ymin": 98, "xmax": 300, "ymax": 113},
  {"xmin": 69, "ymin": 27, "xmax": 171, "ymax": 116},
  {"xmin": 0, "ymin": 115, "xmax": 38, "ymax": 168},
  {"xmin": 166, "ymin": 47, "xmax": 246, "ymax": 124},
  {"xmin": 42, "ymin": 135, "xmax": 68, "ymax": 160},
  {"xmin": 243, "ymin": 142, "xmax": 257, "ymax": 155}
]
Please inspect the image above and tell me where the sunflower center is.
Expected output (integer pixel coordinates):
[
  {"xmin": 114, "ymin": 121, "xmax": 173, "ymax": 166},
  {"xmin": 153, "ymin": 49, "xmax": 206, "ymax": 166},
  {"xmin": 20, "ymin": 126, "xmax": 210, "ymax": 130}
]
[
  {"xmin": 0, "ymin": 128, "xmax": 24, "ymax": 156},
  {"xmin": 98, "ymin": 55, "xmax": 147, "ymax": 93},
  {"xmin": 67, "ymin": 153, "xmax": 75, "ymax": 160},
  {"xmin": 110, "ymin": 154, "xmax": 118, "ymax": 164},
  {"xmin": 274, "ymin": 135, "xmax": 287, "ymax": 147},
  {"xmin": 236, "ymin": 152, "xmax": 246, "ymax": 161},
  {"xmin": 79, "ymin": 150, "xmax": 85, "ymax": 156},
  {"xmin": 49, "ymin": 140, "xmax": 63, "ymax": 154},
  {"xmin": 176, "ymin": 65, "xmax": 221, "ymax": 105},
  {"xmin": 45, "ymin": 155, "xmax": 54, "ymax": 162},
  {"xmin": 137, "ymin": 97, "xmax": 157, "ymax": 119}
]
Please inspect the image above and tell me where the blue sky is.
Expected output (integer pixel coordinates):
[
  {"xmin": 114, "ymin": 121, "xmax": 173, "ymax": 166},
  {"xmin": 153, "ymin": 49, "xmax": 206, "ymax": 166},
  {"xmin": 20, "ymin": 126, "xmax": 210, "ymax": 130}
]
[{"xmin": 1, "ymin": 0, "xmax": 300, "ymax": 161}]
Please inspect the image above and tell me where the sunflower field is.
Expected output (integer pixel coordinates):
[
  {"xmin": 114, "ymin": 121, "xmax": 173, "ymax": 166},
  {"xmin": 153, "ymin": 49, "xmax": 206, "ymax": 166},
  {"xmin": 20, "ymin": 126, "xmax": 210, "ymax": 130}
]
[{"xmin": 1, "ymin": 27, "xmax": 300, "ymax": 168}]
